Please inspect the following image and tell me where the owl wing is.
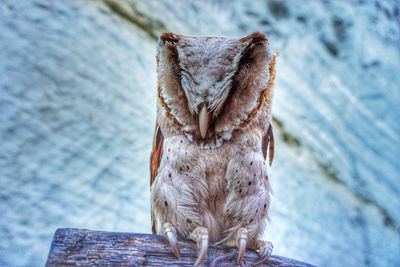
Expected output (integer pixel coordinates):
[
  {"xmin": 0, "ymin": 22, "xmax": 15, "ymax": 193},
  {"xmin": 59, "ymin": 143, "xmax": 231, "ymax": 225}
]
[
  {"xmin": 149, "ymin": 119, "xmax": 164, "ymax": 234},
  {"xmin": 262, "ymin": 123, "xmax": 274, "ymax": 166}
]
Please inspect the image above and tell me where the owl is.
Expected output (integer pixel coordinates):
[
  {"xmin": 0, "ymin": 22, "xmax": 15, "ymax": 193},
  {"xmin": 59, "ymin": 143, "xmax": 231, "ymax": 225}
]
[{"xmin": 150, "ymin": 32, "xmax": 277, "ymax": 266}]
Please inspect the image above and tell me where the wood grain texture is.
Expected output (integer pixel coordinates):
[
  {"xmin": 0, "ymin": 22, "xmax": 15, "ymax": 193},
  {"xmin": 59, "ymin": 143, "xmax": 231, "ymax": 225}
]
[{"xmin": 46, "ymin": 228, "xmax": 315, "ymax": 267}]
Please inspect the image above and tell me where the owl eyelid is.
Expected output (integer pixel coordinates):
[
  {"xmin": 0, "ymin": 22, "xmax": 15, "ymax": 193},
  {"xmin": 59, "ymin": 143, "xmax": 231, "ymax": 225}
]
[{"xmin": 180, "ymin": 69, "xmax": 199, "ymax": 86}]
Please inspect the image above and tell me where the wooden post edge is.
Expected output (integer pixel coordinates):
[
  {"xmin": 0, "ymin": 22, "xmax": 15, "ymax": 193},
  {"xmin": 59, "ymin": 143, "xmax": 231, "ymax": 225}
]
[{"xmin": 45, "ymin": 228, "xmax": 316, "ymax": 267}]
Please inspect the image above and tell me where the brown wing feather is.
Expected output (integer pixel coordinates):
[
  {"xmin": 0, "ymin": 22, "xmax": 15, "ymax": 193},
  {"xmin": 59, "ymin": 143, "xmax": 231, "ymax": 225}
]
[
  {"xmin": 262, "ymin": 123, "xmax": 274, "ymax": 166},
  {"xmin": 150, "ymin": 119, "xmax": 164, "ymax": 234}
]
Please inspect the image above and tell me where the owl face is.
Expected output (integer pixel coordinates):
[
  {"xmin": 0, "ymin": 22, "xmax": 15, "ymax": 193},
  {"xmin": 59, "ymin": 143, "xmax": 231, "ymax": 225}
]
[{"xmin": 157, "ymin": 32, "xmax": 273, "ymax": 143}]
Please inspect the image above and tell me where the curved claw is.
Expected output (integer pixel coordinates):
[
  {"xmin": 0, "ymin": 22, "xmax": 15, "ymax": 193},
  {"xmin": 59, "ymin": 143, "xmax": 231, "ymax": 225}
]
[
  {"xmin": 166, "ymin": 230, "xmax": 181, "ymax": 258},
  {"xmin": 163, "ymin": 223, "xmax": 181, "ymax": 258},
  {"xmin": 236, "ymin": 228, "xmax": 248, "ymax": 264},
  {"xmin": 189, "ymin": 227, "xmax": 209, "ymax": 266},
  {"xmin": 253, "ymin": 241, "xmax": 273, "ymax": 266},
  {"xmin": 237, "ymin": 237, "xmax": 247, "ymax": 264},
  {"xmin": 194, "ymin": 235, "xmax": 208, "ymax": 266}
]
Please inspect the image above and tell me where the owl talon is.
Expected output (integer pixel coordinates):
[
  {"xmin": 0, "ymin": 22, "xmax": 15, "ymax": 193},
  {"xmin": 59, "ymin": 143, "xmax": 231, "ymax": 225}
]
[
  {"xmin": 194, "ymin": 235, "xmax": 208, "ymax": 266},
  {"xmin": 189, "ymin": 227, "xmax": 209, "ymax": 266},
  {"xmin": 253, "ymin": 241, "xmax": 273, "ymax": 266},
  {"xmin": 163, "ymin": 222, "xmax": 181, "ymax": 258},
  {"xmin": 236, "ymin": 228, "xmax": 248, "ymax": 264}
]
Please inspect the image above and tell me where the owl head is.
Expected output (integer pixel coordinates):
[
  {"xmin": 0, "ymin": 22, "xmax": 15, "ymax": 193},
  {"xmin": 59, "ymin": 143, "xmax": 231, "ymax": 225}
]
[{"xmin": 156, "ymin": 32, "xmax": 276, "ymax": 144}]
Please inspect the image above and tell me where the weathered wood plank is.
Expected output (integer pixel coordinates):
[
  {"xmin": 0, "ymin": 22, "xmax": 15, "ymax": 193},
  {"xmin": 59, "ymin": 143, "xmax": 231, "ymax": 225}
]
[{"xmin": 46, "ymin": 228, "xmax": 315, "ymax": 266}]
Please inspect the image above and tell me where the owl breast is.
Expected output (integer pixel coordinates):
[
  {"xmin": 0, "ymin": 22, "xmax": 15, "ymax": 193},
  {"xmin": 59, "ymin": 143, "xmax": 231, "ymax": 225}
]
[{"xmin": 151, "ymin": 126, "xmax": 271, "ymax": 244}]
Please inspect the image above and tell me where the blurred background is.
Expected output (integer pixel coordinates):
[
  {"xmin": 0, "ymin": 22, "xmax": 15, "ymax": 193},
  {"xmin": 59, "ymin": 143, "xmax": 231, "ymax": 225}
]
[{"xmin": 0, "ymin": 0, "xmax": 399, "ymax": 266}]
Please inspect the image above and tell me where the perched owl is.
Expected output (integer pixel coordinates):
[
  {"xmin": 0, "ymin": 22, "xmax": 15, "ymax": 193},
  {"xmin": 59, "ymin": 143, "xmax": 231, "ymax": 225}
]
[{"xmin": 150, "ymin": 32, "xmax": 277, "ymax": 266}]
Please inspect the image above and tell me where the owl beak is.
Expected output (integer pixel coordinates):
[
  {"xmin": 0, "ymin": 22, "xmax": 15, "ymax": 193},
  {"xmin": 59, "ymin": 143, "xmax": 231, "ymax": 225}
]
[{"xmin": 199, "ymin": 105, "xmax": 210, "ymax": 139}]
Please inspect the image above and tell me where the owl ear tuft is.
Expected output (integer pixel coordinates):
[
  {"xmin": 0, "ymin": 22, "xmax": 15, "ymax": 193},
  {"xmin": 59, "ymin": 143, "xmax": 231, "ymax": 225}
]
[
  {"xmin": 240, "ymin": 32, "xmax": 268, "ymax": 44},
  {"xmin": 157, "ymin": 32, "xmax": 180, "ymax": 68},
  {"xmin": 159, "ymin": 32, "xmax": 180, "ymax": 44}
]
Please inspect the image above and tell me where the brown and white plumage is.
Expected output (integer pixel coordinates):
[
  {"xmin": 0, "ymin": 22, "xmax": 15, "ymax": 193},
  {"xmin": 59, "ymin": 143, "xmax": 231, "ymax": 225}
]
[{"xmin": 150, "ymin": 32, "xmax": 277, "ymax": 265}]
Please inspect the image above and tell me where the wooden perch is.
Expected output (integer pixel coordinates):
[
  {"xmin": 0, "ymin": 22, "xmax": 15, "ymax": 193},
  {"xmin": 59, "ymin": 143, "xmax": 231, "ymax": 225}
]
[{"xmin": 46, "ymin": 228, "xmax": 315, "ymax": 267}]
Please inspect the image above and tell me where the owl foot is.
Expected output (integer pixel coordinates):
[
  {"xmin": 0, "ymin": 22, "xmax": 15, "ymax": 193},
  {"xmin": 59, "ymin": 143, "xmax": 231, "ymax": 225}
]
[
  {"xmin": 252, "ymin": 240, "xmax": 273, "ymax": 266},
  {"xmin": 162, "ymin": 222, "xmax": 181, "ymax": 258},
  {"xmin": 236, "ymin": 227, "xmax": 248, "ymax": 264},
  {"xmin": 189, "ymin": 226, "xmax": 209, "ymax": 266}
]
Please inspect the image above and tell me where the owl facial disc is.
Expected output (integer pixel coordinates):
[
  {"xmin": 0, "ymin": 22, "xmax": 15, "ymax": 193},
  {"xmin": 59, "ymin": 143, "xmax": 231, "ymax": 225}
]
[{"xmin": 199, "ymin": 105, "xmax": 210, "ymax": 139}]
